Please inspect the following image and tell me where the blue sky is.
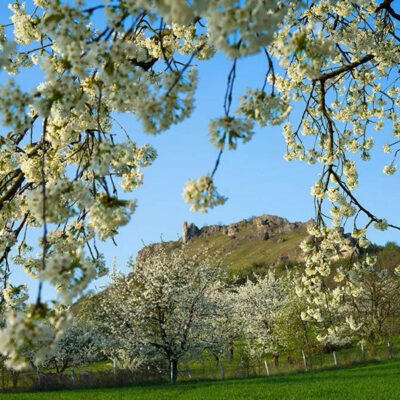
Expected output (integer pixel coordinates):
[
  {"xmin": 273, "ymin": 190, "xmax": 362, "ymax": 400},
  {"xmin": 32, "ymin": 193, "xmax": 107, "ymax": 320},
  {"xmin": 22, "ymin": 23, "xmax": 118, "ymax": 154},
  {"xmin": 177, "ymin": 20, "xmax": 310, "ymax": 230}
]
[{"xmin": 1, "ymin": 4, "xmax": 400, "ymax": 301}]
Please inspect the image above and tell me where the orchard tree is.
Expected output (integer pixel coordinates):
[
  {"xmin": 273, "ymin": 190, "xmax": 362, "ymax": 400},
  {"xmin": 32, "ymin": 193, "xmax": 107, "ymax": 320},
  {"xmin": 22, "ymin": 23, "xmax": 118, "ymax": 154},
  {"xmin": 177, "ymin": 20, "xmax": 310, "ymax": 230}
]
[
  {"xmin": 97, "ymin": 248, "xmax": 229, "ymax": 383},
  {"xmin": 38, "ymin": 322, "xmax": 102, "ymax": 374},
  {"xmin": 234, "ymin": 272, "xmax": 287, "ymax": 366},
  {"xmin": 276, "ymin": 275, "xmax": 321, "ymax": 368},
  {"xmin": 210, "ymin": 288, "xmax": 240, "ymax": 363},
  {"xmin": 0, "ymin": 0, "xmax": 399, "ymax": 366},
  {"xmin": 342, "ymin": 257, "xmax": 400, "ymax": 352}
]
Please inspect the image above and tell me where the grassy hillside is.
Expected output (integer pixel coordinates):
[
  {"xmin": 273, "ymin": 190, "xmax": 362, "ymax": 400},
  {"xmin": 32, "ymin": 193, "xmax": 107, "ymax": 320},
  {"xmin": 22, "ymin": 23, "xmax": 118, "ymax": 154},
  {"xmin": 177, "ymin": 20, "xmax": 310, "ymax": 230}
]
[
  {"xmin": 4, "ymin": 360, "xmax": 400, "ymax": 399},
  {"xmin": 193, "ymin": 230, "xmax": 304, "ymax": 265},
  {"xmin": 186, "ymin": 229, "xmax": 306, "ymax": 275},
  {"xmin": 136, "ymin": 215, "xmax": 310, "ymax": 282},
  {"xmin": 136, "ymin": 214, "xmax": 400, "ymax": 282}
]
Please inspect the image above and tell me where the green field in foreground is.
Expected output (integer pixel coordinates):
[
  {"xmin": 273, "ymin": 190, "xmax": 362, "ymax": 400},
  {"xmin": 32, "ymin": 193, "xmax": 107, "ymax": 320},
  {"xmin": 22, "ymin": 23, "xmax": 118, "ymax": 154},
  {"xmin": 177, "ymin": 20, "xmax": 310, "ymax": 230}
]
[{"xmin": 2, "ymin": 360, "xmax": 400, "ymax": 400}]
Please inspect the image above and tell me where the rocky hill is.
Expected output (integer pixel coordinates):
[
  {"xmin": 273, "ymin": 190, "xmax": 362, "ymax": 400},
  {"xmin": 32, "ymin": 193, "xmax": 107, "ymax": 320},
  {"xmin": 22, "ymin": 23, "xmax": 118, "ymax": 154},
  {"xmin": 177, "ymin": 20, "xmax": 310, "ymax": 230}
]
[
  {"xmin": 137, "ymin": 214, "xmax": 315, "ymax": 279},
  {"xmin": 73, "ymin": 216, "xmax": 400, "ymax": 313}
]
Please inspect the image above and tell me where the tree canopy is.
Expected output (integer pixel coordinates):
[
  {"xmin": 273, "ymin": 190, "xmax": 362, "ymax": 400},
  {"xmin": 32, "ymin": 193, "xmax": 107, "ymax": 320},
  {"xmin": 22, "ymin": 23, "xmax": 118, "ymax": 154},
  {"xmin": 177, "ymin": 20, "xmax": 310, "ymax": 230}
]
[{"xmin": 0, "ymin": 0, "xmax": 399, "ymax": 368}]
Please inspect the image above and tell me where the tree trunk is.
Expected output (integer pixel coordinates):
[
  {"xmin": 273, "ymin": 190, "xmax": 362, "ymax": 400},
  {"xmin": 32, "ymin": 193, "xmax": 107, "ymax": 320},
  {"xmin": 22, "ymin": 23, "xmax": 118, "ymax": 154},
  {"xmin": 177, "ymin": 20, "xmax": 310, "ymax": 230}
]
[
  {"xmin": 370, "ymin": 343, "xmax": 377, "ymax": 357},
  {"xmin": 1, "ymin": 359, "xmax": 5, "ymax": 392},
  {"xmin": 214, "ymin": 354, "xmax": 219, "ymax": 367},
  {"xmin": 273, "ymin": 354, "xmax": 279, "ymax": 368},
  {"xmin": 228, "ymin": 342, "xmax": 234, "ymax": 361},
  {"xmin": 388, "ymin": 341, "xmax": 393, "ymax": 358},
  {"xmin": 169, "ymin": 359, "xmax": 178, "ymax": 384},
  {"xmin": 307, "ymin": 352, "xmax": 313, "ymax": 370},
  {"xmin": 60, "ymin": 360, "xmax": 69, "ymax": 374},
  {"xmin": 11, "ymin": 370, "xmax": 19, "ymax": 390}
]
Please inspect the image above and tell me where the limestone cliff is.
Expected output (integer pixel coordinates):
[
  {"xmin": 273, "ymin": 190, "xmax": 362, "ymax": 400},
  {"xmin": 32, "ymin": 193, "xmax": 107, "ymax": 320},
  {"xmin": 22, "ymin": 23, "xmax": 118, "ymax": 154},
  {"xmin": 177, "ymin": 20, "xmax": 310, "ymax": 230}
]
[
  {"xmin": 137, "ymin": 214, "xmax": 314, "ymax": 273},
  {"xmin": 182, "ymin": 214, "xmax": 314, "ymax": 243}
]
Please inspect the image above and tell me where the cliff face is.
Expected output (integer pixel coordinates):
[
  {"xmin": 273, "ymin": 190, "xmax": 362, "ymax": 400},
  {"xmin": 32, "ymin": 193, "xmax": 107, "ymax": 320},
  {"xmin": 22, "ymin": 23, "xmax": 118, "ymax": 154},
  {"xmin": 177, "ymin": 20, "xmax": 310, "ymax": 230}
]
[
  {"xmin": 182, "ymin": 215, "xmax": 314, "ymax": 243},
  {"xmin": 137, "ymin": 214, "xmax": 313, "ymax": 274}
]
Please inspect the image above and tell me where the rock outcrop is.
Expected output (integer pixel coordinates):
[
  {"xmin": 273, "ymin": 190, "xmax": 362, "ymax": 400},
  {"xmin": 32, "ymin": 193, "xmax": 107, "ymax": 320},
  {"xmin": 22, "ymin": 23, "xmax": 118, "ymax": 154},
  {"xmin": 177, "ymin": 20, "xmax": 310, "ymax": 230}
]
[
  {"xmin": 136, "ymin": 214, "xmax": 315, "ymax": 268},
  {"xmin": 182, "ymin": 221, "xmax": 201, "ymax": 243},
  {"xmin": 180, "ymin": 214, "xmax": 314, "ymax": 243}
]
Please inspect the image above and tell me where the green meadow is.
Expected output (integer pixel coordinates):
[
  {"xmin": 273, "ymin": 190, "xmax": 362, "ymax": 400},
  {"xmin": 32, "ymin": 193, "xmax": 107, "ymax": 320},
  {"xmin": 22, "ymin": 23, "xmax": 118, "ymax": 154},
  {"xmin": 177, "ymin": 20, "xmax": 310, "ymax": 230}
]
[{"xmin": 2, "ymin": 360, "xmax": 399, "ymax": 400}]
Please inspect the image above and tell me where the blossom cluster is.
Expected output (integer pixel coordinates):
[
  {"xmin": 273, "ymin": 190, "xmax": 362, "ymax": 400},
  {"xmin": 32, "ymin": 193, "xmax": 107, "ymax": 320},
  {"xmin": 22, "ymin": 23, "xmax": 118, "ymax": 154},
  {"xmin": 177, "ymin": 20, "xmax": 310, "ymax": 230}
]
[
  {"xmin": 39, "ymin": 247, "xmax": 106, "ymax": 305},
  {"xmin": 0, "ymin": 306, "xmax": 71, "ymax": 370},
  {"xmin": 2, "ymin": 284, "xmax": 28, "ymax": 307},
  {"xmin": 182, "ymin": 175, "xmax": 227, "ymax": 212}
]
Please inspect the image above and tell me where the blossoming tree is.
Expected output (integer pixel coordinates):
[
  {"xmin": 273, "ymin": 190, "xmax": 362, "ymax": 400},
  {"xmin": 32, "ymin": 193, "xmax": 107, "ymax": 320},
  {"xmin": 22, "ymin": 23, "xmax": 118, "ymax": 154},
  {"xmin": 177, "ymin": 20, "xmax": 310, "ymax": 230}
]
[
  {"xmin": 275, "ymin": 274, "xmax": 321, "ymax": 368},
  {"xmin": 342, "ymin": 257, "xmax": 400, "ymax": 352},
  {"xmin": 38, "ymin": 322, "xmax": 103, "ymax": 374},
  {"xmin": 233, "ymin": 272, "xmax": 288, "ymax": 366},
  {"xmin": 96, "ymin": 248, "xmax": 230, "ymax": 383}
]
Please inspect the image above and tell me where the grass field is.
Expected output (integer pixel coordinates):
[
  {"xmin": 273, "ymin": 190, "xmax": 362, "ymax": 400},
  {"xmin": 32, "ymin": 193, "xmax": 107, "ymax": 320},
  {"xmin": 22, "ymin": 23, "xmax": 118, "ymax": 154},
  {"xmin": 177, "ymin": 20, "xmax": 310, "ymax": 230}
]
[{"xmin": 2, "ymin": 360, "xmax": 399, "ymax": 400}]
